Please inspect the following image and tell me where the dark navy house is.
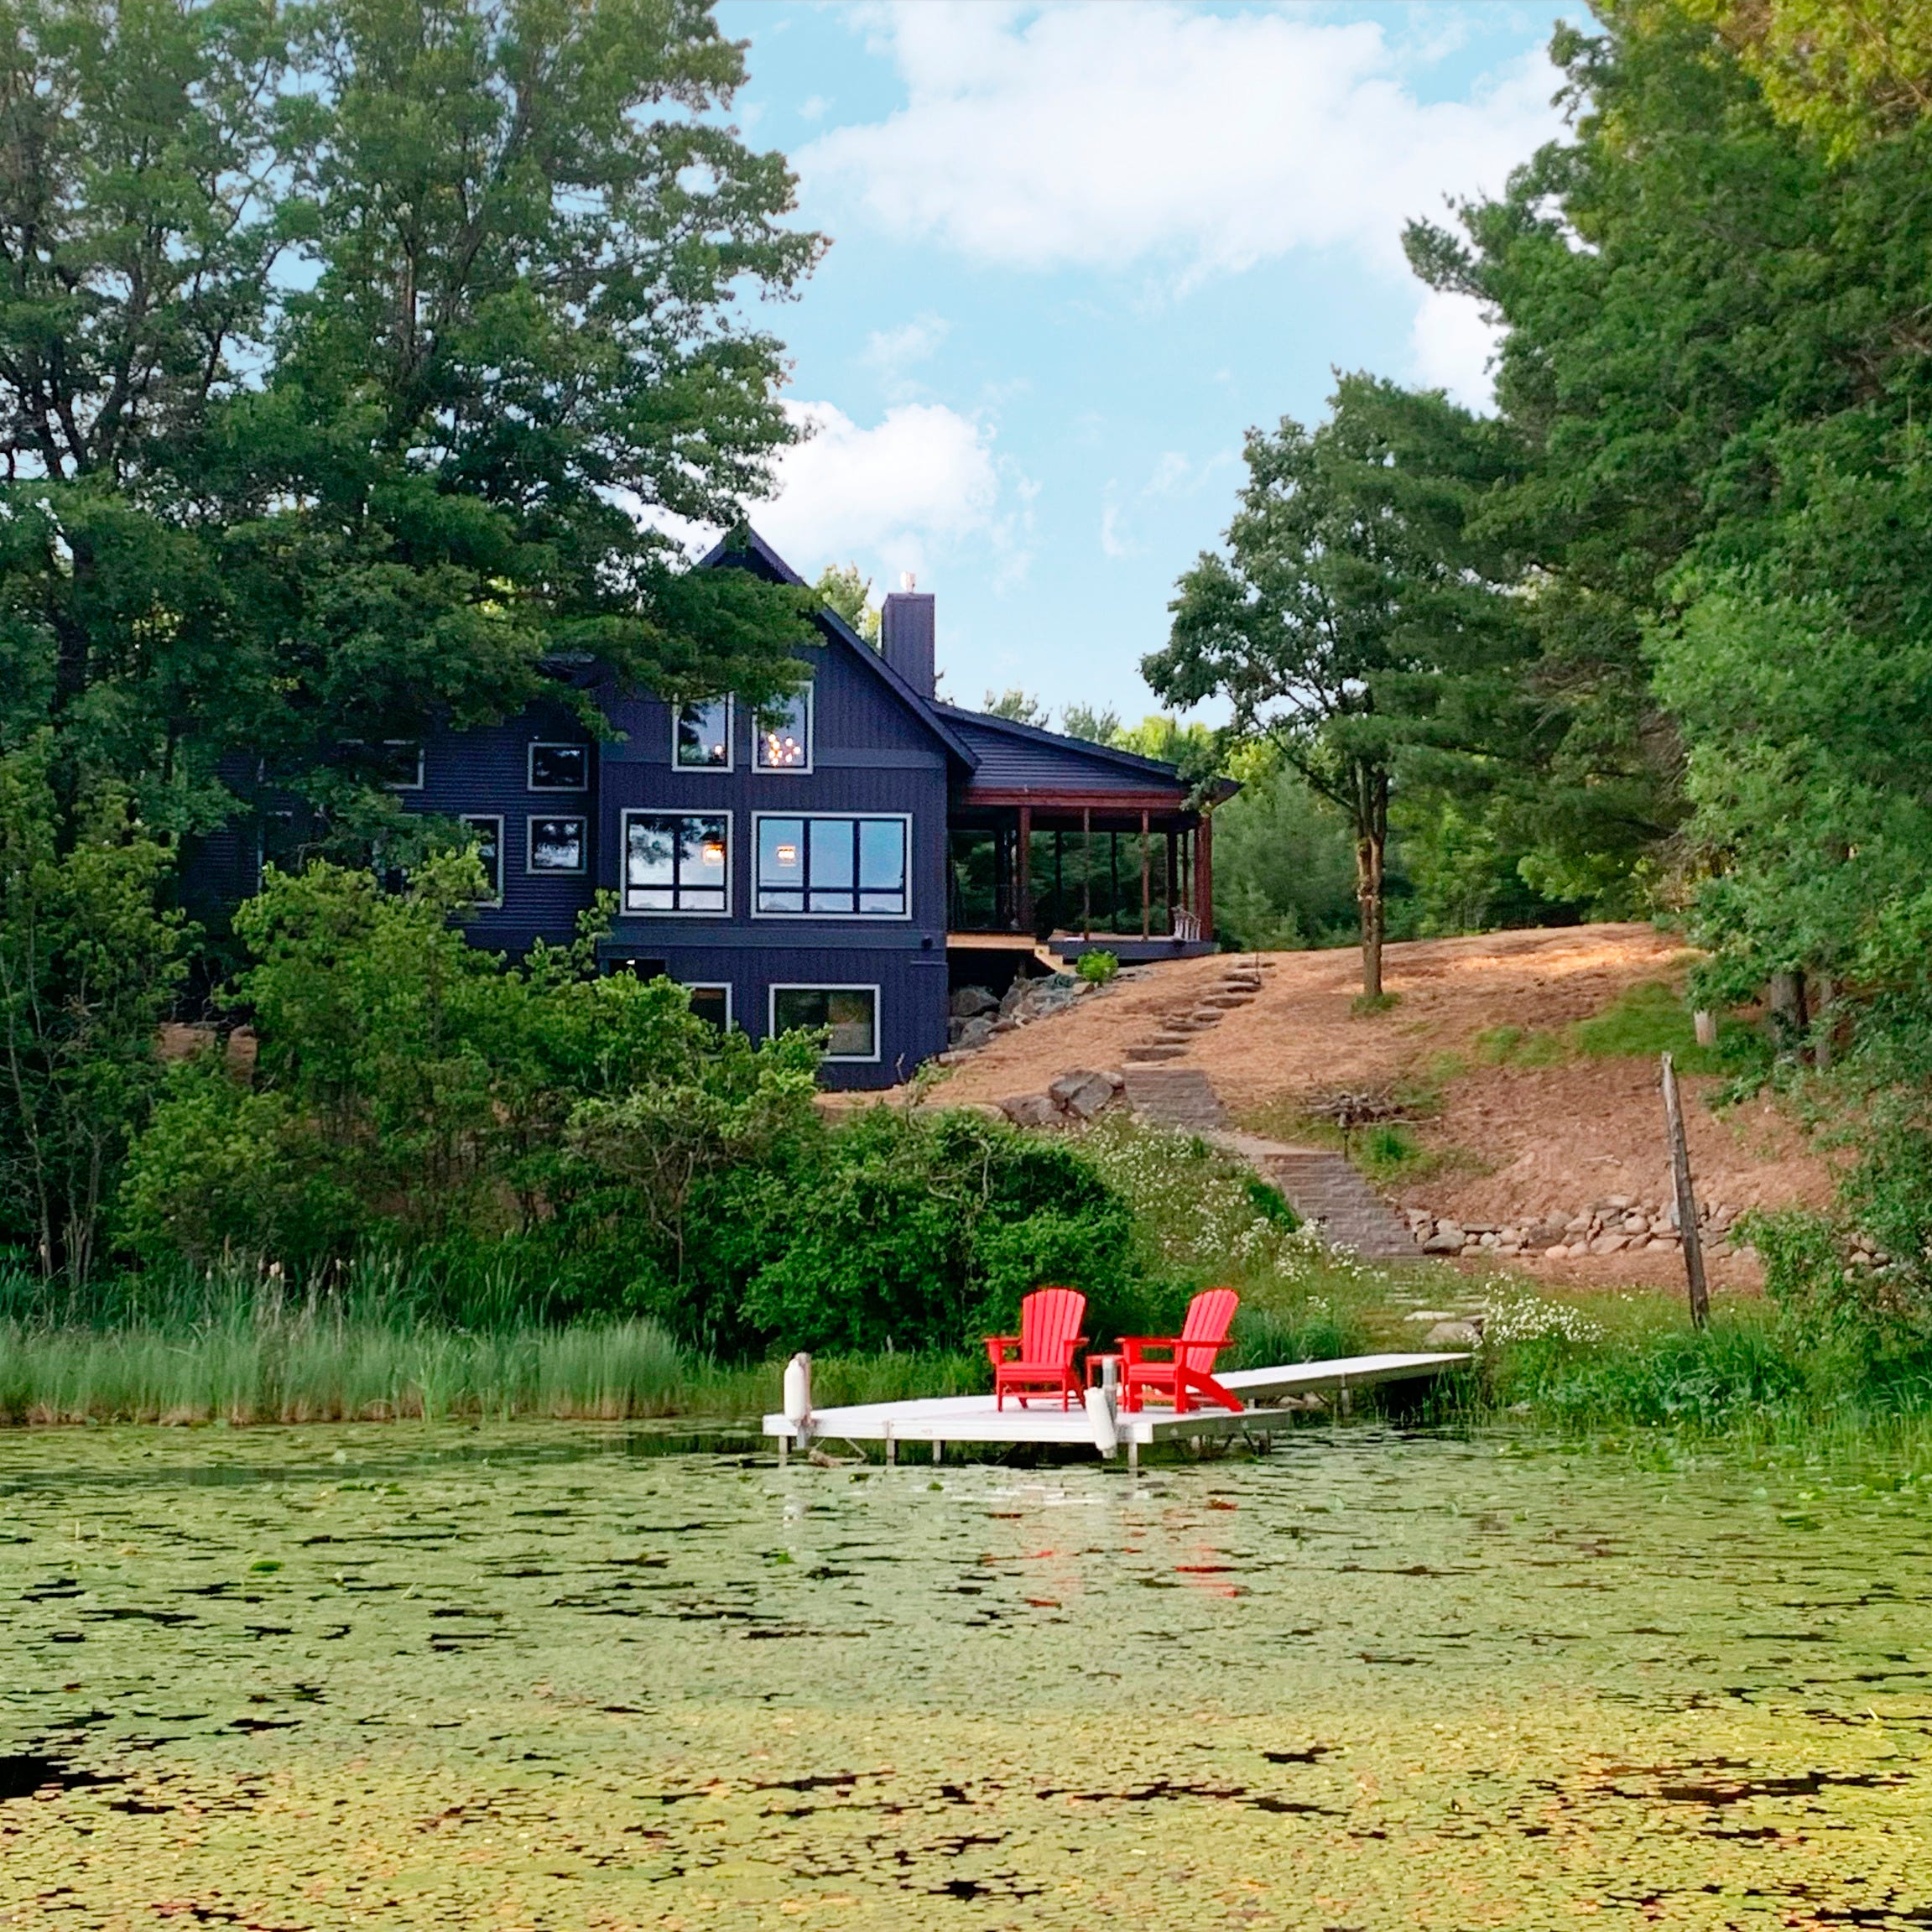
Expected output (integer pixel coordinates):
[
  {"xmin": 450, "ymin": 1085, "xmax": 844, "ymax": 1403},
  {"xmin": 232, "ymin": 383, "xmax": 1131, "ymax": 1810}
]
[{"xmin": 199, "ymin": 530, "xmax": 1224, "ymax": 1090}]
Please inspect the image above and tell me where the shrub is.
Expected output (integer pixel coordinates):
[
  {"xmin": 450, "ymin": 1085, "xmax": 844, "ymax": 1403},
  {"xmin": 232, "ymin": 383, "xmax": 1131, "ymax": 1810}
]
[
  {"xmin": 1075, "ymin": 949, "xmax": 1120, "ymax": 985},
  {"xmin": 737, "ymin": 1108, "xmax": 1139, "ymax": 1357}
]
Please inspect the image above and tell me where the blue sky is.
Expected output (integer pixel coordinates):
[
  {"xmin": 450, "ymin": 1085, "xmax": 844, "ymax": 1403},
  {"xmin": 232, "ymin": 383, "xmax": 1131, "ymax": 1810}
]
[{"xmin": 711, "ymin": 2, "xmax": 1582, "ymax": 721}]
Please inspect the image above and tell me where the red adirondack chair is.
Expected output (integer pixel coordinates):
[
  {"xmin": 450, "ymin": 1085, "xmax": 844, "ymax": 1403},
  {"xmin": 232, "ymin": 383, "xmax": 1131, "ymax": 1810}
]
[
  {"xmin": 1119, "ymin": 1289, "xmax": 1243, "ymax": 1415},
  {"xmin": 985, "ymin": 1288, "xmax": 1089, "ymax": 1409}
]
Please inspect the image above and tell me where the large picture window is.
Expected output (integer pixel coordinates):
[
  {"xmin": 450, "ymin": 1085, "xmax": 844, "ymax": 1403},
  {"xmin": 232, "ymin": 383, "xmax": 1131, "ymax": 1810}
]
[
  {"xmin": 756, "ymin": 815, "xmax": 907, "ymax": 917},
  {"xmin": 460, "ymin": 815, "xmax": 503, "ymax": 906},
  {"xmin": 771, "ymin": 985, "xmax": 878, "ymax": 1061},
  {"xmin": 623, "ymin": 812, "xmax": 729, "ymax": 914},
  {"xmin": 674, "ymin": 698, "xmax": 732, "ymax": 769},
  {"xmin": 527, "ymin": 815, "xmax": 586, "ymax": 874},
  {"xmin": 752, "ymin": 688, "xmax": 810, "ymax": 770}
]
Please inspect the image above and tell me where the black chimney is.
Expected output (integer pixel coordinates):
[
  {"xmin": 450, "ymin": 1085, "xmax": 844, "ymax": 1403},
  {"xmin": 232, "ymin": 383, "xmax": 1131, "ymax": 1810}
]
[{"xmin": 881, "ymin": 581, "xmax": 935, "ymax": 699}]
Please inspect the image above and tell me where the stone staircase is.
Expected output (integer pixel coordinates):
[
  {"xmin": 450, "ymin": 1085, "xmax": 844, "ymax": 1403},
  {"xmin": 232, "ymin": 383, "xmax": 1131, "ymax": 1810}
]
[
  {"xmin": 1122, "ymin": 957, "xmax": 1265, "ymax": 1067},
  {"xmin": 1108, "ymin": 955, "xmax": 1419, "ymax": 1263},
  {"xmin": 1229, "ymin": 1139, "xmax": 1422, "ymax": 1262}
]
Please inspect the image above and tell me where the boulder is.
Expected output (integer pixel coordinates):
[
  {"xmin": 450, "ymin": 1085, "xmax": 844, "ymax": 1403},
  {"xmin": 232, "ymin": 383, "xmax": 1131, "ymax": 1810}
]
[
  {"xmin": 1424, "ymin": 1320, "xmax": 1482, "ymax": 1347},
  {"xmin": 1590, "ymin": 1233, "xmax": 1629, "ymax": 1255},
  {"xmin": 950, "ymin": 985, "xmax": 999, "ymax": 1019},
  {"xmin": 1420, "ymin": 1227, "xmax": 1465, "ymax": 1256},
  {"xmin": 1048, "ymin": 1069, "xmax": 1117, "ymax": 1120},
  {"xmin": 998, "ymin": 1092, "xmax": 1057, "ymax": 1129},
  {"xmin": 951, "ymin": 1015, "xmax": 995, "ymax": 1051}
]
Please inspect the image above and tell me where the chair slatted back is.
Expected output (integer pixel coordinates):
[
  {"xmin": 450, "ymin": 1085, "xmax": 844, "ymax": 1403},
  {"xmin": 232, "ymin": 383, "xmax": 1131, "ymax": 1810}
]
[
  {"xmin": 1178, "ymin": 1289, "xmax": 1239, "ymax": 1374},
  {"xmin": 1018, "ymin": 1288, "xmax": 1086, "ymax": 1364}
]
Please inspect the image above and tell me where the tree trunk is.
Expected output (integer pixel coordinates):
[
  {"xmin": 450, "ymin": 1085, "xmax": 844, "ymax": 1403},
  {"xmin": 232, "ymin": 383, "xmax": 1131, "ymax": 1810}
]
[{"xmin": 1353, "ymin": 768, "xmax": 1389, "ymax": 1000}]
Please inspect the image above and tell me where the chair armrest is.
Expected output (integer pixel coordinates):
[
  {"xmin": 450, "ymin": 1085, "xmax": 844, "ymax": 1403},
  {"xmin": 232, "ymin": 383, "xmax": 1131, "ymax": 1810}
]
[
  {"xmin": 984, "ymin": 1336, "xmax": 1019, "ymax": 1367},
  {"xmin": 1118, "ymin": 1336, "xmax": 1178, "ymax": 1366}
]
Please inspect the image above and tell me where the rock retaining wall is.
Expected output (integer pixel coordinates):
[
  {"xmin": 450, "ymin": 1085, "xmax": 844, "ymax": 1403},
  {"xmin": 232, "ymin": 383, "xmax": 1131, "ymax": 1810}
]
[{"xmin": 1406, "ymin": 1196, "xmax": 1751, "ymax": 1261}]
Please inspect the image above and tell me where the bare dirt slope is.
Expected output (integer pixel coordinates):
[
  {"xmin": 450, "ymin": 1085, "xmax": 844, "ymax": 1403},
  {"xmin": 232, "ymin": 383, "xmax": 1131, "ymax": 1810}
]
[{"xmin": 914, "ymin": 924, "xmax": 1835, "ymax": 1287}]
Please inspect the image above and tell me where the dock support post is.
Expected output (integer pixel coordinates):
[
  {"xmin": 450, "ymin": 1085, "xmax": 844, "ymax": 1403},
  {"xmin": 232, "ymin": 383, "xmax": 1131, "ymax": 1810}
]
[
  {"xmin": 933, "ymin": 1440, "xmax": 944, "ymax": 1464},
  {"xmin": 778, "ymin": 1434, "xmax": 788, "ymax": 1467},
  {"xmin": 1127, "ymin": 1436, "xmax": 1139, "ymax": 1476},
  {"xmin": 885, "ymin": 1429, "xmax": 896, "ymax": 1466}
]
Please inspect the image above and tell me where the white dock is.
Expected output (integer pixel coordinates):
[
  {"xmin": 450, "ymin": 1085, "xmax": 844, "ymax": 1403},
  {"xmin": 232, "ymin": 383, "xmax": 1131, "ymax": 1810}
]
[{"xmin": 764, "ymin": 1351, "xmax": 1471, "ymax": 1469}]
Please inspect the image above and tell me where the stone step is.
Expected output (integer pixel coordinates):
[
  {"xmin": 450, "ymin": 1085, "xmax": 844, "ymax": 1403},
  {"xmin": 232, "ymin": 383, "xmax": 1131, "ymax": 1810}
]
[
  {"xmin": 1124, "ymin": 1044, "xmax": 1188, "ymax": 1063},
  {"xmin": 1254, "ymin": 1149, "xmax": 1420, "ymax": 1261},
  {"xmin": 1122, "ymin": 1065, "xmax": 1230, "ymax": 1130}
]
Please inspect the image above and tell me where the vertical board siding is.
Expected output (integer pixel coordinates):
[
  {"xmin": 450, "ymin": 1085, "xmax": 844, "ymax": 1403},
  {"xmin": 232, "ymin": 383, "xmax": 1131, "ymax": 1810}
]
[{"xmin": 413, "ymin": 702, "xmax": 599, "ymax": 950}]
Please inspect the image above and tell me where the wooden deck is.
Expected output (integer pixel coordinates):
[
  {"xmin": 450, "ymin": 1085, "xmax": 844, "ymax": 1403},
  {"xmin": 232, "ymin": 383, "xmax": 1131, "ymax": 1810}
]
[{"xmin": 765, "ymin": 1351, "xmax": 1470, "ymax": 1468}]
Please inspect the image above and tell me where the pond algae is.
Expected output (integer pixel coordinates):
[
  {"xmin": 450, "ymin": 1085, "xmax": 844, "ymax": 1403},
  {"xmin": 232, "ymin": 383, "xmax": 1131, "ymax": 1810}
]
[{"xmin": 1, "ymin": 1424, "xmax": 1929, "ymax": 1927}]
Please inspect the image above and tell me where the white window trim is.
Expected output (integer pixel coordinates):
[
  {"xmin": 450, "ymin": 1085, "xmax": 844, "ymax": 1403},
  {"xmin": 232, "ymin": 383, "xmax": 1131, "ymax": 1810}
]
[
  {"xmin": 460, "ymin": 813, "xmax": 505, "ymax": 909},
  {"xmin": 525, "ymin": 812, "xmax": 587, "ymax": 877},
  {"xmin": 620, "ymin": 808, "xmax": 733, "ymax": 919},
  {"xmin": 752, "ymin": 685, "xmax": 813, "ymax": 774},
  {"xmin": 527, "ymin": 742, "xmax": 590, "ymax": 792},
  {"xmin": 684, "ymin": 982, "xmax": 733, "ymax": 1030},
  {"xmin": 382, "ymin": 740, "xmax": 424, "ymax": 791},
  {"xmin": 672, "ymin": 695, "xmax": 735, "ymax": 773},
  {"xmin": 751, "ymin": 812, "xmax": 911, "ymax": 921},
  {"xmin": 768, "ymin": 982, "xmax": 882, "ymax": 1064}
]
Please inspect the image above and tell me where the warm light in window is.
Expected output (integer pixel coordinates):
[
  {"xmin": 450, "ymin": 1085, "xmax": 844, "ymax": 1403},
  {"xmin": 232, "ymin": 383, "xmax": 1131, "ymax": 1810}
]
[
  {"xmin": 701, "ymin": 841, "xmax": 726, "ymax": 866},
  {"xmin": 763, "ymin": 732, "xmax": 805, "ymax": 767},
  {"xmin": 774, "ymin": 842, "xmax": 798, "ymax": 866}
]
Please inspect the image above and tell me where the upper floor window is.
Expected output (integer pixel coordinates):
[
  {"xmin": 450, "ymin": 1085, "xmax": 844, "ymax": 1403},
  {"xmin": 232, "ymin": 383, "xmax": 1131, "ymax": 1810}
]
[
  {"xmin": 756, "ymin": 815, "xmax": 907, "ymax": 917},
  {"xmin": 753, "ymin": 688, "xmax": 811, "ymax": 771},
  {"xmin": 675, "ymin": 698, "xmax": 732, "ymax": 769},
  {"xmin": 529, "ymin": 742, "xmax": 588, "ymax": 791},
  {"xmin": 623, "ymin": 811, "xmax": 729, "ymax": 915},
  {"xmin": 373, "ymin": 740, "xmax": 424, "ymax": 790}
]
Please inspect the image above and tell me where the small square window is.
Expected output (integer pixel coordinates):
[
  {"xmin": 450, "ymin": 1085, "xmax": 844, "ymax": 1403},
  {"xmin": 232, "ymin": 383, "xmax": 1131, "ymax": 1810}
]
[
  {"xmin": 675, "ymin": 697, "xmax": 732, "ymax": 768},
  {"xmin": 527, "ymin": 815, "xmax": 586, "ymax": 874},
  {"xmin": 685, "ymin": 983, "xmax": 732, "ymax": 1030},
  {"xmin": 461, "ymin": 815, "xmax": 503, "ymax": 905},
  {"xmin": 753, "ymin": 688, "xmax": 811, "ymax": 770},
  {"xmin": 375, "ymin": 741, "xmax": 424, "ymax": 789},
  {"xmin": 529, "ymin": 743, "xmax": 588, "ymax": 790},
  {"xmin": 772, "ymin": 985, "xmax": 877, "ymax": 1061}
]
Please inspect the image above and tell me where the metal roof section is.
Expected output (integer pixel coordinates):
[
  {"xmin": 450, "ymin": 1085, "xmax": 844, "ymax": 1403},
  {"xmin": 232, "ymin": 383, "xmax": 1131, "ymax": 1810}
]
[{"xmin": 935, "ymin": 702, "xmax": 1237, "ymax": 806}]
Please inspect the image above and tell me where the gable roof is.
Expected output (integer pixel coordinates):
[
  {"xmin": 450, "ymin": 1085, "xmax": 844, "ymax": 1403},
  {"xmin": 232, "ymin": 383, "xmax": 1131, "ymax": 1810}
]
[{"xmin": 699, "ymin": 525, "xmax": 976, "ymax": 771}]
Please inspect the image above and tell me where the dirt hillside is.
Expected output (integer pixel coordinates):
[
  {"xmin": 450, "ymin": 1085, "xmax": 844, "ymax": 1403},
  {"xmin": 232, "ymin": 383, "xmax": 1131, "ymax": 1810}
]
[{"xmin": 909, "ymin": 924, "xmax": 1836, "ymax": 1288}]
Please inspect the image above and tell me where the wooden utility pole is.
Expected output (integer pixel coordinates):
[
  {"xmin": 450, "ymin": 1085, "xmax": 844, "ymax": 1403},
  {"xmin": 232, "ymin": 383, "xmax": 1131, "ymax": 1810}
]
[{"xmin": 1660, "ymin": 1052, "xmax": 1709, "ymax": 1329}]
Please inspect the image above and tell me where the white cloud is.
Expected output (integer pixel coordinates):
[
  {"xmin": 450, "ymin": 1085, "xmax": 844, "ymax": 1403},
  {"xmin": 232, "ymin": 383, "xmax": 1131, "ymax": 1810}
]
[
  {"xmin": 861, "ymin": 312, "xmax": 951, "ymax": 391},
  {"xmin": 1409, "ymin": 287, "xmax": 1502, "ymax": 410},
  {"xmin": 751, "ymin": 398, "xmax": 1008, "ymax": 586},
  {"xmin": 801, "ymin": 3, "xmax": 1562, "ymax": 286}
]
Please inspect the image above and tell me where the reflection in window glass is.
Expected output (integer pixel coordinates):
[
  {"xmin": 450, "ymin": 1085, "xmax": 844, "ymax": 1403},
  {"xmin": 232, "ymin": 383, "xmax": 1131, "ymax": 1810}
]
[
  {"xmin": 772, "ymin": 986, "xmax": 877, "ymax": 1060},
  {"xmin": 675, "ymin": 698, "xmax": 731, "ymax": 768},
  {"xmin": 624, "ymin": 813, "xmax": 728, "ymax": 913},
  {"xmin": 755, "ymin": 815, "xmax": 905, "ymax": 916},
  {"xmin": 460, "ymin": 815, "xmax": 503, "ymax": 904},
  {"xmin": 529, "ymin": 743, "xmax": 588, "ymax": 790},
  {"xmin": 528, "ymin": 815, "xmax": 586, "ymax": 873},
  {"xmin": 753, "ymin": 688, "xmax": 810, "ymax": 768}
]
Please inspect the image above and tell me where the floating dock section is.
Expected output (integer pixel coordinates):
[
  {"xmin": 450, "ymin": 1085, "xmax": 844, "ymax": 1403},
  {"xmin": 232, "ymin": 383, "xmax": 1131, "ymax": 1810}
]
[{"xmin": 765, "ymin": 1351, "xmax": 1470, "ymax": 1471}]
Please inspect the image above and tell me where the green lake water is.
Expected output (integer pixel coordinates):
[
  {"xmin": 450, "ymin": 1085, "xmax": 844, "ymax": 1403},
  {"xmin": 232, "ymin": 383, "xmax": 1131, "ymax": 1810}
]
[{"xmin": 1, "ymin": 1424, "xmax": 1929, "ymax": 1929}]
